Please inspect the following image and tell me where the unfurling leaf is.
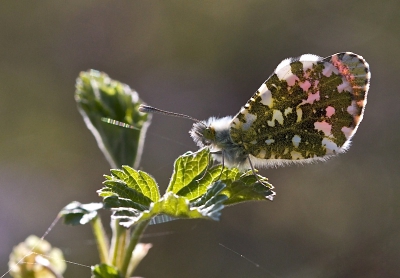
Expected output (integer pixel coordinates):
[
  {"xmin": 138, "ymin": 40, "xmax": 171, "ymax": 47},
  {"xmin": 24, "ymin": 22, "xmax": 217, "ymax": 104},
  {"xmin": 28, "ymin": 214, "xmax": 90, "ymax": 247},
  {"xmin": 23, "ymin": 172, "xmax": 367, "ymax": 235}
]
[{"xmin": 75, "ymin": 70, "xmax": 151, "ymax": 168}]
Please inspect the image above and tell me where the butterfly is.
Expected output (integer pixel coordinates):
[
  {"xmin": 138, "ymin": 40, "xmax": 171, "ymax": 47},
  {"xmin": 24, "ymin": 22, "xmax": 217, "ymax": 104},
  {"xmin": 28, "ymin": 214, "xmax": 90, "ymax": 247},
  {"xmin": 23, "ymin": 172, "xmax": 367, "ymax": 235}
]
[{"xmin": 140, "ymin": 52, "xmax": 370, "ymax": 172}]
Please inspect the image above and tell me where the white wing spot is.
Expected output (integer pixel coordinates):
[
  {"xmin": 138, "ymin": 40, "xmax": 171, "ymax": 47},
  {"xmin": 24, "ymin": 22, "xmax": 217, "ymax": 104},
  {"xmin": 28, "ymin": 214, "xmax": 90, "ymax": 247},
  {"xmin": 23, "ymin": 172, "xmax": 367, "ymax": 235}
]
[
  {"xmin": 267, "ymin": 120, "xmax": 275, "ymax": 127},
  {"xmin": 242, "ymin": 113, "xmax": 257, "ymax": 131},
  {"xmin": 265, "ymin": 138, "xmax": 275, "ymax": 145},
  {"xmin": 260, "ymin": 88, "xmax": 273, "ymax": 107},
  {"xmin": 299, "ymin": 55, "xmax": 320, "ymax": 71},
  {"xmin": 337, "ymin": 81, "xmax": 351, "ymax": 92},
  {"xmin": 258, "ymin": 149, "xmax": 266, "ymax": 158},
  {"xmin": 275, "ymin": 58, "xmax": 292, "ymax": 73},
  {"xmin": 290, "ymin": 150, "xmax": 303, "ymax": 160},
  {"xmin": 267, "ymin": 110, "xmax": 284, "ymax": 127},
  {"xmin": 292, "ymin": 135, "xmax": 301, "ymax": 148},
  {"xmin": 347, "ymin": 102, "xmax": 358, "ymax": 116},
  {"xmin": 299, "ymin": 54, "xmax": 321, "ymax": 62},
  {"xmin": 284, "ymin": 107, "xmax": 293, "ymax": 116},
  {"xmin": 322, "ymin": 62, "xmax": 339, "ymax": 77},
  {"xmin": 296, "ymin": 107, "xmax": 303, "ymax": 122},
  {"xmin": 258, "ymin": 83, "xmax": 268, "ymax": 93},
  {"xmin": 231, "ymin": 118, "xmax": 240, "ymax": 127},
  {"xmin": 322, "ymin": 138, "xmax": 340, "ymax": 154}
]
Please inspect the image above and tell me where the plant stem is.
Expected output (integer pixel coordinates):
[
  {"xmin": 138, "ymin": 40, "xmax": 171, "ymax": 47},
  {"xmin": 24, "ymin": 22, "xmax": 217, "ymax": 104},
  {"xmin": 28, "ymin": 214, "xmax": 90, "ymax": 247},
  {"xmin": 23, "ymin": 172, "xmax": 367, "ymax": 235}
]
[
  {"xmin": 90, "ymin": 215, "xmax": 109, "ymax": 264},
  {"xmin": 120, "ymin": 220, "xmax": 150, "ymax": 277},
  {"xmin": 117, "ymin": 227, "xmax": 129, "ymax": 270},
  {"xmin": 109, "ymin": 219, "xmax": 127, "ymax": 267}
]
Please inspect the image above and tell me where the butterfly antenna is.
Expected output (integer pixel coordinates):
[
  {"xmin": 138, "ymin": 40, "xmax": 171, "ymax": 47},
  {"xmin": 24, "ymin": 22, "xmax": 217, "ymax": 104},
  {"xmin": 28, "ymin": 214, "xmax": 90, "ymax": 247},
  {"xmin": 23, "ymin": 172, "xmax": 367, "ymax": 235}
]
[{"xmin": 139, "ymin": 104, "xmax": 206, "ymax": 127}]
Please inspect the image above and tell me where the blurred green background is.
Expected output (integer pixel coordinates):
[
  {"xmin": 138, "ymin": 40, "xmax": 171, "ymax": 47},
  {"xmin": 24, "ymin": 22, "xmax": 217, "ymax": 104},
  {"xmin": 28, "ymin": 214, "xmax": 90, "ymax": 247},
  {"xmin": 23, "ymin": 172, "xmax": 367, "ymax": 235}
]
[{"xmin": 1, "ymin": 1, "xmax": 399, "ymax": 277}]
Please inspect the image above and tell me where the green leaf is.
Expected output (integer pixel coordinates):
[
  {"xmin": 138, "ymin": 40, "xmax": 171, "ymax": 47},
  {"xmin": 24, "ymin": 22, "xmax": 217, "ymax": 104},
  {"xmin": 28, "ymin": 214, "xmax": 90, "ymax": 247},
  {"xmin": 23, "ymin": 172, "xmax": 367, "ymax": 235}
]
[
  {"xmin": 99, "ymin": 149, "xmax": 275, "ymax": 228},
  {"xmin": 75, "ymin": 70, "xmax": 151, "ymax": 168},
  {"xmin": 98, "ymin": 167, "xmax": 160, "ymax": 227},
  {"xmin": 60, "ymin": 203, "xmax": 109, "ymax": 263},
  {"xmin": 111, "ymin": 189, "xmax": 227, "ymax": 227},
  {"xmin": 59, "ymin": 201, "xmax": 103, "ymax": 225},
  {"xmin": 167, "ymin": 149, "xmax": 210, "ymax": 194},
  {"xmin": 168, "ymin": 148, "xmax": 275, "ymax": 203},
  {"xmin": 220, "ymin": 171, "xmax": 275, "ymax": 206},
  {"xmin": 190, "ymin": 180, "xmax": 228, "ymax": 220},
  {"xmin": 166, "ymin": 149, "xmax": 234, "ymax": 202},
  {"xmin": 91, "ymin": 264, "xmax": 122, "ymax": 278},
  {"xmin": 98, "ymin": 162, "xmax": 227, "ymax": 227},
  {"xmin": 99, "ymin": 166, "xmax": 160, "ymax": 203}
]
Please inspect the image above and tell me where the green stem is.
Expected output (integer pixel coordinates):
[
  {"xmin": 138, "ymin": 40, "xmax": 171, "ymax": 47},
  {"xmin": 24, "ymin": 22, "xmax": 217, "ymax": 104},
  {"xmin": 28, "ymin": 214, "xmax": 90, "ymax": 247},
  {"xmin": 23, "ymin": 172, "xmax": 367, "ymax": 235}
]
[
  {"xmin": 120, "ymin": 220, "xmax": 150, "ymax": 277},
  {"xmin": 109, "ymin": 219, "xmax": 127, "ymax": 267},
  {"xmin": 90, "ymin": 215, "xmax": 109, "ymax": 264},
  {"xmin": 117, "ymin": 227, "xmax": 129, "ymax": 269}
]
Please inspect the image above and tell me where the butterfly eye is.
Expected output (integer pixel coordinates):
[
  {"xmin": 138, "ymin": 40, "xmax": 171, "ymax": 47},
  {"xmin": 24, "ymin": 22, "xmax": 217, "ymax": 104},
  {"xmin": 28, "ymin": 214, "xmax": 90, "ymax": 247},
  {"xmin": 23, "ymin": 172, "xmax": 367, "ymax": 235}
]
[{"xmin": 203, "ymin": 127, "xmax": 215, "ymax": 140}]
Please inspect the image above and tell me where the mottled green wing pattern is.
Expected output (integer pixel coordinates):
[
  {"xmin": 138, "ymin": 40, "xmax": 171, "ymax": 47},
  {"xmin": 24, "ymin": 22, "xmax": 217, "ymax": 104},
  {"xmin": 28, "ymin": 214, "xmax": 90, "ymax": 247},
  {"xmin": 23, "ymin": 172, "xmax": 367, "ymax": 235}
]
[{"xmin": 230, "ymin": 52, "xmax": 370, "ymax": 166}]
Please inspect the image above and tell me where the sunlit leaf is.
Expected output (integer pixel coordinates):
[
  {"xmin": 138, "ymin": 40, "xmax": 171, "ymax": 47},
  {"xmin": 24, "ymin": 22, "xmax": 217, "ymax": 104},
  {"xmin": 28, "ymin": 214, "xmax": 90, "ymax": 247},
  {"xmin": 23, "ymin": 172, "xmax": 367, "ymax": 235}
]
[
  {"xmin": 98, "ymin": 149, "xmax": 275, "ymax": 228},
  {"xmin": 221, "ymin": 172, "xmax": 275, "ymax": 206},
  {"xmin": 75, "ymin": 70, "xmax": 151, "ymax": 168},
  {"xmin": 98, "ymin": 167, "xmax": 160, "ymax": 227},
  {"xmin": 59, "ymin": 201, "xmax": 103, "ymax": 226},
  {"xmin": 167, "ymin": 149, "xmax": 210, "ymax": 194},
  {"xmin": 169, "ymin": 149, "xmax": 275, "ymax": 204}
]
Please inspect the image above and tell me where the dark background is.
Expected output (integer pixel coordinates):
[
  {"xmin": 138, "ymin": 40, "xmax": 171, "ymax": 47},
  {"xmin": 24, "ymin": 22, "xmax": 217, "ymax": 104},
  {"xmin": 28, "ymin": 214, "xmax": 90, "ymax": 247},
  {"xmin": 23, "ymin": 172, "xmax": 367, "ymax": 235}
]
[{"xmin": 1, "ymin": 1, "xmax": 399, "ymax": 277}]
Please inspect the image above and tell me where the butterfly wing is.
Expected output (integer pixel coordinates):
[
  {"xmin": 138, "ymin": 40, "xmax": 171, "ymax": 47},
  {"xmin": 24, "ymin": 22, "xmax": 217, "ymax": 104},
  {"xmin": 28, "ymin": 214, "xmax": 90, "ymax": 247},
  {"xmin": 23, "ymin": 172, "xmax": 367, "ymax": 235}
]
[{"xmin": 229, "ymin": 52, "xmax": 370, "ymax": 167}]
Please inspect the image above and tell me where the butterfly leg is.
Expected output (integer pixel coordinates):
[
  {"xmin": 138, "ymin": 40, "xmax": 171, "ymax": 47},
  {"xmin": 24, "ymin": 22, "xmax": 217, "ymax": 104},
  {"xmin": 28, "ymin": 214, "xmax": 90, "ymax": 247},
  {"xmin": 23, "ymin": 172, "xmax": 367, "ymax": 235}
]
[
  {"xmin": 196, "ymin": 148, "xmax": 215, "ymax": 181},
  {"xmin": 247, "ymin": 156, "xmax": 266, "ymax": 185}
]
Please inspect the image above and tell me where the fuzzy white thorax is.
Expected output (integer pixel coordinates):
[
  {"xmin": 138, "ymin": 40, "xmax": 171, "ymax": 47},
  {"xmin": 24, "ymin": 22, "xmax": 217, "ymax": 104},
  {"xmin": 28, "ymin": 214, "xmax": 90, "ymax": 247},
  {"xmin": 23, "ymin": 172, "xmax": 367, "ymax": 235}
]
[
  {"xmin": 205, "ymin": 116, "xmax": 233, "ymax": 133},
  {"xmin": 190, "ymin": 116, "xmax": 252, "ymax": 169}
]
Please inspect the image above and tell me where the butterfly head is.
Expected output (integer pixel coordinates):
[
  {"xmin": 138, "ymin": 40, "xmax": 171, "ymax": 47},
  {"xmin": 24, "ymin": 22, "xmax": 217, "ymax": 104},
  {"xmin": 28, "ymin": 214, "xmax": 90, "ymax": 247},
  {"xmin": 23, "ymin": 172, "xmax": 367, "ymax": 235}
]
[
  {"xmin": 189, "ymin": 116, "xmax": 233, "ymax": 150},
  {"xmin": 189, "ymin": 121, "xmax": 215, "ymax": 148}
]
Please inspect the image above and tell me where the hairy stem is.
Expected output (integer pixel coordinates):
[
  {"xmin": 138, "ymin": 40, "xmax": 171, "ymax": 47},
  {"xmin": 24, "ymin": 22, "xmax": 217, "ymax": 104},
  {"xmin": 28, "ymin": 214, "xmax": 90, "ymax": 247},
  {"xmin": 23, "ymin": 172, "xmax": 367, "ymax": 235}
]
[
  {"xmin": 90, "ymin": 215, "xmax": 109, "ymax": 264},
  {"xmin": 120, "ymin": 220, "xmax": 150, "ymax": 277},
  {"xmin": 109, "ymin": 219, "xmax": 127, "ymax": 267}
]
